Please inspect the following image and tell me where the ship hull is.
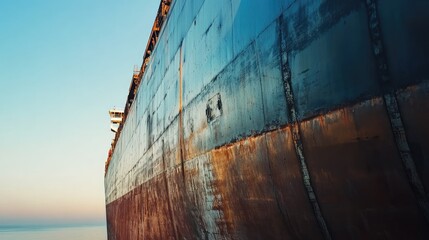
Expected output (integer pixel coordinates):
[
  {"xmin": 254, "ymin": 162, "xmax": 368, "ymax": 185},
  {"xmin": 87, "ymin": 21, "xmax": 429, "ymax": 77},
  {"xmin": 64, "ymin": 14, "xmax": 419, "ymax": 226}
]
[{"xmin": 105, "ymin": 0, "xmax": 429, "ymax": 239}]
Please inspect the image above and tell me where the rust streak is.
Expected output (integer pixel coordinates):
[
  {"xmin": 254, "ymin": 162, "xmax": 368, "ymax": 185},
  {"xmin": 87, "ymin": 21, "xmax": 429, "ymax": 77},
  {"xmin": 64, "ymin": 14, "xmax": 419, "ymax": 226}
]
[
  {"xmin": 278, "ymin": 15, "xmax": 332, "ymax": 240},
  {"xmin": 179, "ymin": 44, "xmax": 186, "ymax": 183}
]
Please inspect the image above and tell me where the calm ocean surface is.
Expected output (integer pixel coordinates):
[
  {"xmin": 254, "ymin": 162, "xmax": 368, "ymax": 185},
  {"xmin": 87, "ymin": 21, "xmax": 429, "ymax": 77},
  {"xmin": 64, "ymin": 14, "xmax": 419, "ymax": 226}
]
[{"xmin": 0, "ymin": 225, "xmax": 107, "ymax": 240}]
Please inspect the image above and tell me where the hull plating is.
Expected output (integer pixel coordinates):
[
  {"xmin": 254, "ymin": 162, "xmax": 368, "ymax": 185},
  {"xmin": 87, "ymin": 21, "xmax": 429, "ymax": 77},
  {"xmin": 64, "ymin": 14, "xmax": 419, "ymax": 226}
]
[{"xmin": 105, "ymin": 0, "xmax": 429, "ymax": 239}]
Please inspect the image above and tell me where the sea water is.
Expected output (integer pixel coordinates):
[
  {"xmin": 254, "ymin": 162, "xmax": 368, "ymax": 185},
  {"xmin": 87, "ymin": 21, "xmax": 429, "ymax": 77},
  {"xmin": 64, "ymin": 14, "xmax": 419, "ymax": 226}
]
[{"xmin": 0, "ymin": 225, "xmax": 107, "ymax": 240}]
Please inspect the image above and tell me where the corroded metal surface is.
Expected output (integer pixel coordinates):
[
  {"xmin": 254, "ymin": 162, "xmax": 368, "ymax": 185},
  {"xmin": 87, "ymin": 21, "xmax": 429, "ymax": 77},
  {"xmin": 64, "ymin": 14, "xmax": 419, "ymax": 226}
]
[{"xmin": 105, "ymin": 0, "xmax": 429, "ymax": 239}]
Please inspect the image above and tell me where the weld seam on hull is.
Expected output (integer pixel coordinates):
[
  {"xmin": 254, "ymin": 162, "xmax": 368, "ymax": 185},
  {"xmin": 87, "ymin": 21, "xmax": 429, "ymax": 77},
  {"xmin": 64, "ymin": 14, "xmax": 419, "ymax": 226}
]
[
  {"xmin": 254, "ymin": 39, "xmax": 299, "ymax": 237},
  {"xmin": 365, "ymin": 0, "xmax": 429, "ymax": 223},
  {"xmin": 278, "ymin": 16, "xmax": 333, "ymax": 240}
]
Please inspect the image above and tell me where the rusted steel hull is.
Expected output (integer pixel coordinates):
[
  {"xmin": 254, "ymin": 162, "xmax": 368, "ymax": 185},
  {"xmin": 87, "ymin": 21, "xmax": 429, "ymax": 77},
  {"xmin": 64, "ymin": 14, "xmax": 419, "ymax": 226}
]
[{"xmin": 105, "ymin": 0, "xmax": 429, "ymax": 239}]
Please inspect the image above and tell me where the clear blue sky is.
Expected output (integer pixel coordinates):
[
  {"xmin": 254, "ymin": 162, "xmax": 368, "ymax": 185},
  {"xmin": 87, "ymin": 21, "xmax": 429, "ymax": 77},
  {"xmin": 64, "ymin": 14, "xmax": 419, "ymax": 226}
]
[{"xmin": 0, "ymin": 0, "xmax": 158, "ymax": 226}]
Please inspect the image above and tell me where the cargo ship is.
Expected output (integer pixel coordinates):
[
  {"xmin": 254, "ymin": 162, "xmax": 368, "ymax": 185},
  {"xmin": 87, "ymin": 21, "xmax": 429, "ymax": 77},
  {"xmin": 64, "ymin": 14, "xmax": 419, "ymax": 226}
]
[{"xmin": 104, "ymin": 0, "xmax": 429, "ymax": 239}]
